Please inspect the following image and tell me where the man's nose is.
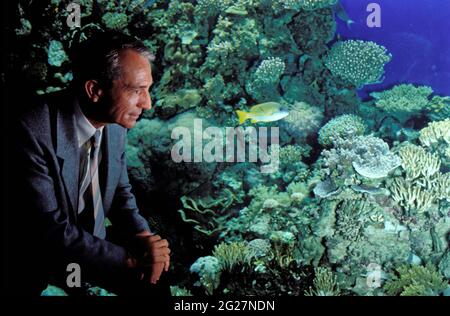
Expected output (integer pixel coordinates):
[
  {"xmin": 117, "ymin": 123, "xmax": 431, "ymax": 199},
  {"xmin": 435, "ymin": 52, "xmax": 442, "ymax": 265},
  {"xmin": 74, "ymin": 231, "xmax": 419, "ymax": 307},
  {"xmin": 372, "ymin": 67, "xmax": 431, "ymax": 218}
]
[{"xmin": 139, "ymin": 91, "xmax": 152, "ymax": 110}]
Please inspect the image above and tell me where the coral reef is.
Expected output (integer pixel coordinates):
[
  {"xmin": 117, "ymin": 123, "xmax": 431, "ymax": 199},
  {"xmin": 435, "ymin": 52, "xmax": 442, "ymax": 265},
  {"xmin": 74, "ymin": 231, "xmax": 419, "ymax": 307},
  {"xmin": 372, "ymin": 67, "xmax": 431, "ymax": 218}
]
[
  {"xmin": 325, "ymin": 40, "xmax": 392, "ymax": 88},
  {"xmin": 7, "ymin": 0, "xmax": 450, "ymax": 297},
  {"xmin": 318, "ymin": 114, "xmax": 367, "ymax": 147},
  {"xmin": 384, "ymin": 264, "xmax": 448, "ymax": 296},
  {"xmin": 371, "ymin": 84, "xmax": 433, "ymax": 124},
  {"xmin": 305, "ymin": 267, "xmax": 340, "ymax": 296}
]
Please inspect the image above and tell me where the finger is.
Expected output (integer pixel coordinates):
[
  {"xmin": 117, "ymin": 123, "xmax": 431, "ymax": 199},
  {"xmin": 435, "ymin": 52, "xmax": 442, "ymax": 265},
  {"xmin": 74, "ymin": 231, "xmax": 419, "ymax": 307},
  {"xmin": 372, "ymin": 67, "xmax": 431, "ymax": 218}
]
[
  {"xmin": 149, "ymin": 239, "xmax": 169, "ymax": 250},
  {"xmin": 164, "ymin": 257, "xmax": 170, "ymax": 272},
  {"xmin": 148, "ymin": 235, "xmax": 162, "ymax": 242},
  {"xmin": 150, "ymin": 262, "xmax": 164, "ymax": 284},
  {"xmin": 152, "ymin": 254, "xmax": 170, "ymax": 263},
  {"xmin": 152, "ymin": 247, "xmax": 171, "ymax": 257}
]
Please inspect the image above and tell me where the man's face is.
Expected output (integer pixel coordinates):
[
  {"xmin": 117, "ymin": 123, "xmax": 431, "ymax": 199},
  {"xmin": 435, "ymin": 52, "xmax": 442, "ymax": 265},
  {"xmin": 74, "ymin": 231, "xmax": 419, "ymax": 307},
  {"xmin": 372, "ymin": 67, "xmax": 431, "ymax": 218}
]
[{"xmin": 106, "ymin": 49, "xmax": 153, "ymax": 129}]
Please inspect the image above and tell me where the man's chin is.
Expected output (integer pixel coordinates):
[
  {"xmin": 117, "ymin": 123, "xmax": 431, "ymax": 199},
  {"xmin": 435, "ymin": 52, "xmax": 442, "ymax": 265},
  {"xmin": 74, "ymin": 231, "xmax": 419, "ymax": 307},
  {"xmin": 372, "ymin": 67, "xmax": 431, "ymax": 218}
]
[{"xmin": 120, "ymin": 120, "xmax": 137, "ymax": 129}]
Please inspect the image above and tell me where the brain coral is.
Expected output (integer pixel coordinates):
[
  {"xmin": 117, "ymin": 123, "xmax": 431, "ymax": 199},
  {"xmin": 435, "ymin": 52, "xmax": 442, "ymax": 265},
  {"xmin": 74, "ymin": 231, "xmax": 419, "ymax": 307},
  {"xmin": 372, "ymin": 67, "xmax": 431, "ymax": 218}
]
[{"xmin": 325, "ymin": 40, "xmax": 392, "ymax": 88}]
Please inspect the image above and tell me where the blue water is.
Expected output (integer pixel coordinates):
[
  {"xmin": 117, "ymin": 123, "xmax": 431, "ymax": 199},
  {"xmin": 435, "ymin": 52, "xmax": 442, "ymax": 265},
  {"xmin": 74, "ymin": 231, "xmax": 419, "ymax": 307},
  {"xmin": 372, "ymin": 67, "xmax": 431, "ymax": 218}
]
[{"xmin": 336, "ymin": 0, "xmax": 450, "ymax": 99}]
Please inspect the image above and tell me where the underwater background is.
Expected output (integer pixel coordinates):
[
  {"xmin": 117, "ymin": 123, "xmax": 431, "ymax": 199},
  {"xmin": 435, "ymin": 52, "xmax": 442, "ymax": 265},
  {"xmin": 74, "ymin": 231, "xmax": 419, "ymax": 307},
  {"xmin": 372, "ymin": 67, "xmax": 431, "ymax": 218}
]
[{"xmin": 4, "ymin": 0, "xmax": 450, "ymax": 296}]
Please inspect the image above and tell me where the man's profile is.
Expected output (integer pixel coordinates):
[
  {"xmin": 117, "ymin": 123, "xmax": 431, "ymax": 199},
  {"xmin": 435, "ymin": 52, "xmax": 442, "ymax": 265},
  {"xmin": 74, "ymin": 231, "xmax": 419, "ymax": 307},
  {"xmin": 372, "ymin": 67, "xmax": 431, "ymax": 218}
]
[{"xmin": 6, "ymin": 31, "xmax": 171, "ymax": 296}]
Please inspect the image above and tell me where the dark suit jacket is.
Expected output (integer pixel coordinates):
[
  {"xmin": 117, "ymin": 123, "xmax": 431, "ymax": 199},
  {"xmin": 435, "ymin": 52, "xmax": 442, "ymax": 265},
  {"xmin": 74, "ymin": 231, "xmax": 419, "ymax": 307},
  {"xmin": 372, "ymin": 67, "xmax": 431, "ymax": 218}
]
[{"xmin": 8, "ymin": 89, "xmax": 150, "ymax": 293}]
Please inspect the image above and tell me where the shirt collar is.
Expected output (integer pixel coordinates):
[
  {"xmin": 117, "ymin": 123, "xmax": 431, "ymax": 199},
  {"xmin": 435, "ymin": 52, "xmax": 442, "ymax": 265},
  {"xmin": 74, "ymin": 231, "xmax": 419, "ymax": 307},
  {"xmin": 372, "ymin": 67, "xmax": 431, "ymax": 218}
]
[{"xmin": 74, "ymin": 99, "xmax": 104, "ymax": 148}]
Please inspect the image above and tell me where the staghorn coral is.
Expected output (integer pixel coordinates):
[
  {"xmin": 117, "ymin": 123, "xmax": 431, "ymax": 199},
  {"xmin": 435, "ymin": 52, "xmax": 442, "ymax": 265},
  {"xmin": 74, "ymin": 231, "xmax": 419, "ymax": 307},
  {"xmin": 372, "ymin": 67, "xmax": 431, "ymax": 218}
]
[
  {"xmin": 212, "ymin": 241, "xmax": 254, "ymax": 272},
  {"xmin": 384, "ymin": 263, "xmax": 448, "ymax": 296},
  {"xmin": 419, "ymin": 119, "xmax": 450, "ymax": 165},
  {"xmin": 388, "ymin": 143, "xmax": 449, "ymax": 217},
  {"xmin": 318, "ymin": 114, "xmax": 367, "ymax": 147},
  {"xmin": 325, "ymin": 40, "xmax": 392, "ymax": 88},
  {"xmin": 371, "ymin": 84, "xmax": 434, "ymax": 123},
  {"xmin": 305, "ymin": 267, "xmax": 340, "ymax": 296},
  {"xmin": 389, "ymin": 178, "xmax": 435, "ymax": 215},
  {"xmin": 398, "ymin": 145, "xmax": 441, "ymax": 181}
]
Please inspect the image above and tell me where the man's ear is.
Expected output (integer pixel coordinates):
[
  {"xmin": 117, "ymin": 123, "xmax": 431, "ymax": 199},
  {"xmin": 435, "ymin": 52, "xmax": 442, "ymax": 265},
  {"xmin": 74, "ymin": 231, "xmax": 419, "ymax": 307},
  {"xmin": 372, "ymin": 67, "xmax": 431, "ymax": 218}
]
[{"xmin": 84, "ymin": 80, "xmax": 104, "ymax": 103}]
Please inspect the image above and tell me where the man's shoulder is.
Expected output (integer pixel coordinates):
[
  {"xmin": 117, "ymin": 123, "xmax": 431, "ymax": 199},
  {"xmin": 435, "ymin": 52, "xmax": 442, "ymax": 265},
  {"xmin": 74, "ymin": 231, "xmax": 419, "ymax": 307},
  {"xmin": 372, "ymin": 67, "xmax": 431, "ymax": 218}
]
[{"xmin": 17, "ymin": 89, "xmax": 74, "ymax": 129}]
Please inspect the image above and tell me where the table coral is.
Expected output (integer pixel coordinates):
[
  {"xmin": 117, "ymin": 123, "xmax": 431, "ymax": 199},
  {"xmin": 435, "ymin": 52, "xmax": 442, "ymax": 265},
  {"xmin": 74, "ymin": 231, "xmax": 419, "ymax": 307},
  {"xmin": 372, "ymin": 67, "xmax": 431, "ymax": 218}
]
[{"xmin": 325, "ymin": 40, "xmax": 391, "ymax": 88}]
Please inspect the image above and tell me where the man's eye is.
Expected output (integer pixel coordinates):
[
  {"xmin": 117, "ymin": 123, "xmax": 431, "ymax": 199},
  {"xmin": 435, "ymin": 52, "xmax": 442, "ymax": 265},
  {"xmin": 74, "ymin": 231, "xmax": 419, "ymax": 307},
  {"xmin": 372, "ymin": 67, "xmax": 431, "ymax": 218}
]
[{"xmin": 134, "ymin": 89, "xmax": 140, "ymax": 94}]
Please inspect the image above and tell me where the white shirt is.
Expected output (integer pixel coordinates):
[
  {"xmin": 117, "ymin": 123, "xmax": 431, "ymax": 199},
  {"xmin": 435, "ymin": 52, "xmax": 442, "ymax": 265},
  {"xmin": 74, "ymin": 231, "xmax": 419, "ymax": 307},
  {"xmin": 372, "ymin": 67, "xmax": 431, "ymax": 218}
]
[
  {"xmin": 74, "ymin": 99, "xmax": 104, "ymax": 215},
  {"xmin": 73, "ymin": 99, "xmax": 104, "ymax": 149}
]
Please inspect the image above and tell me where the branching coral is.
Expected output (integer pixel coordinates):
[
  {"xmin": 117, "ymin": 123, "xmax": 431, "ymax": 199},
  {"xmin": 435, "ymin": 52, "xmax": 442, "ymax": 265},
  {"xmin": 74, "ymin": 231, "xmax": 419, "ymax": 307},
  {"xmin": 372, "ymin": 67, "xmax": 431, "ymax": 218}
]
[
  {"xmin": 318, "ymin": 114, "xmax": 367, "ymax": 146},
  {"xmin": 384, "ymin": 264, "xmax": 448, "ymax": 296},
  {"xmin": 248, "ymin": 57, "xmax": 286, "ymax": 101},
  {"xmin": 388, "ymin": 144, "xmax": 449, "ymax": 216},
  {"xmin": 398, "ymin": 145, "xmax": 441, "ymax": 181},
  {"xmin": 305, "ymin": 267, "xmax": 340, "ymax": 296},
  {"xmin": 212, "ymin": 241, "xmax": 254, "ymax": 272},
  {"xmin": 325, "ymin": 40, "xmax": 392, "ymax": 88},
  {"xmin": 389, "ymin": 178, "xmax": 435, "ymax": 215},
  {"xmin": 419, "ymin": 118, "xmax": 450, "ymax": 149}
]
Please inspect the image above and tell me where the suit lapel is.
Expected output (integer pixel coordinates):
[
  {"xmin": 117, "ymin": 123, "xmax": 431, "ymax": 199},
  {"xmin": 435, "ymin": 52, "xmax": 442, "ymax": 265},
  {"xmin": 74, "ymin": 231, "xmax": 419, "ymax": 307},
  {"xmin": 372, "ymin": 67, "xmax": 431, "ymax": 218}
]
[
  {"xmin": 55, "ymin": 95, "xmax": 120, "ymax": 217},
  {"xmin": 101, "ymin": 124, "xmax": 120, "ymax": 214},
  {"xmin": 55, "ymin": 100, "xmax": 80, "ymax": 217}
]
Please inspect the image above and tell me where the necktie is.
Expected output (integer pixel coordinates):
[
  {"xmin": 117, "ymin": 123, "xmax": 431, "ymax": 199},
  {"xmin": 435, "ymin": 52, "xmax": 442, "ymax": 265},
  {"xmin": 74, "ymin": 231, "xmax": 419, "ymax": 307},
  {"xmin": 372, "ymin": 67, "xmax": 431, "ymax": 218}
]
[{"xmin": 78, "ymin": 130, "xmax": 106, "ymax": 239}]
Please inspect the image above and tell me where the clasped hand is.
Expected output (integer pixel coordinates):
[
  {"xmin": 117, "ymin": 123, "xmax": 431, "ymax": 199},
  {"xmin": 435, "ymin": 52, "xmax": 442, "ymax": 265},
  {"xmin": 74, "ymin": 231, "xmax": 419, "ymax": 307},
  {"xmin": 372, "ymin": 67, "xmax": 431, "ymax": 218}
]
[{"xmin": 129, "ymin": 232, "xmax": 171, "ymax": 284}]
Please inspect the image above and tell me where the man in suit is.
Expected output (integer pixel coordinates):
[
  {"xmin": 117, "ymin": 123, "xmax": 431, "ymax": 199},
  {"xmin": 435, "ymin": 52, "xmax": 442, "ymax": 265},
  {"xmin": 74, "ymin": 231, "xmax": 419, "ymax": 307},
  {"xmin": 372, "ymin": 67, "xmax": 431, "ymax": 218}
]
[{"xmin": 7, "ymin": 31, "xmax": 171, "ymax": 296}]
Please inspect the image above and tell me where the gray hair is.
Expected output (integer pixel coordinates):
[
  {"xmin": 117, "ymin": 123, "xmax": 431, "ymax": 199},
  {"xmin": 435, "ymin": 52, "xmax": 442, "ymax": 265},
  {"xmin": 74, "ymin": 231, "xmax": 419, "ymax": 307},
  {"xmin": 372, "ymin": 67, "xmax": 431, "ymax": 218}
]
[
  {"xmin": 104, "ymin": 44, "xmax": 155, "ymax": 83},
  {"xmin": 71, "ymin": 31, "xmax": 155, "ymax": 88}
]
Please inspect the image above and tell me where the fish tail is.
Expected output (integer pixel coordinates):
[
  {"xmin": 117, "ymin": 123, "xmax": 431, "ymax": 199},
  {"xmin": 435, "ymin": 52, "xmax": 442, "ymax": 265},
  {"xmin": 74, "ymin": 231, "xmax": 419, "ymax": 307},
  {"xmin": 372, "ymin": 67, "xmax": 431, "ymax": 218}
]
[
  {"xmin": 347, "ymin": 20, "xmax": 355, "ymax": 29},
  {"xmin": 236, "ymin": 110, "xmax": 249, "ymax": 124}
]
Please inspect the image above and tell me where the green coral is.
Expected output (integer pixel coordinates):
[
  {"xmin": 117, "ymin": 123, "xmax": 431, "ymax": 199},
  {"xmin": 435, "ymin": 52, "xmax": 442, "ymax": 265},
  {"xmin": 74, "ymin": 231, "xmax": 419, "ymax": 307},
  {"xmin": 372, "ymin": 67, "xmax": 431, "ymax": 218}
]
[
  {"xmin": 428, "ymin": 95, "xmax": 450, "ymax": 121},
  {"xmin": 318, "ymin": 114, "xmax": 367, "ymax": 146},
  {"xmin": 299, "ymin": 0, "xmax": 338, "ymax": 10},
  {"xmin": 279, "ymin": 144, "xmax": 310, "ymax": 164},
  {"xmin": 371, "ymin": 84, "xmax": 433, "ymax": 123},
  {"xmin": 305, "ymin": 267, "xmax": 340, "ymax": 296},
  {"xmin": 212, "ymin": 241, "xmax": 254, "ymax": 272},
  {"xmin": 384, "ymin": 264, "xmax": 448, "ymax": 296},
  {"xmin": 248, "ymin": 57, "xmax": 286, "ymax": 101},
  {"xmin": 47, "ymin": 40, "xmax": 68, "ymax": 67},
  {"xmin": 278, "ymin": 0, "xmax": 337, "ymax": 11},
  {"xmin": 171, "ymin": 286, "xmax": 193, "ymax": 296},
  {"xmin": 102, "ymin": 12, "xmax": 129, "ymax": 31},
  {"xmin": 282, "ymin": 101, "xmax": 324, "ymax": 142},
  {"xmin": 325, "ymin": 40, "xmax": 392, "ymax": 88},
  {"xmin": 190, "ymin": 256, "xmax": 222, "ymax": 295}
]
